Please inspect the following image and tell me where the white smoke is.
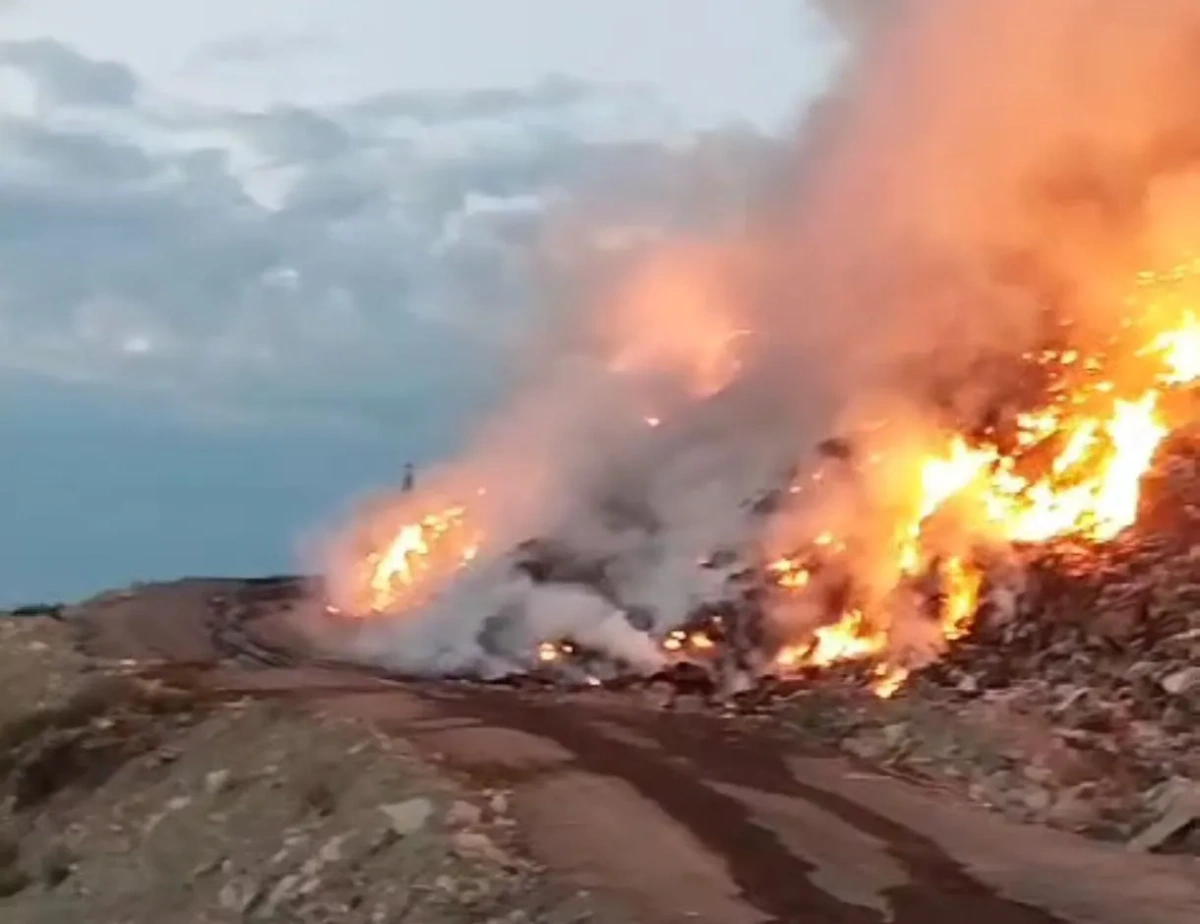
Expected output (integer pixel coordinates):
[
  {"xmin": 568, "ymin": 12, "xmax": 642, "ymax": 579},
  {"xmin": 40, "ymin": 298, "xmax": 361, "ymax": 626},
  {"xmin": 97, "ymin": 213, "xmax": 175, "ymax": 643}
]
[{"xmin": 314, "ymin": 0, "xmax": 1200, "ymax": 677}]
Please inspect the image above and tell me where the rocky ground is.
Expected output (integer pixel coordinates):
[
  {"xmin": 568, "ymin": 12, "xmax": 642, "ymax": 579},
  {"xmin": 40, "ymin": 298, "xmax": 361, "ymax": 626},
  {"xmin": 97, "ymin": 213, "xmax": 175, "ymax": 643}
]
[
  {"xmin": 780, "ymin": 679, "xmax": 1200, "ymax": 853},
  {"xmin": 2, "ymin": 582, "xmax": 1199, "ymax": 923},
  {"xmin": 0, "ymin": 614, "xmax": 626, "ymax": 924}
]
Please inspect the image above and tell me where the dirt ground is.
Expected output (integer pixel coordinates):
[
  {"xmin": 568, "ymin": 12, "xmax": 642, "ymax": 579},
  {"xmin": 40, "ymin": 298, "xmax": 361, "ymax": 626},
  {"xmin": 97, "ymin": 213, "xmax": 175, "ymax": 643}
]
[
  {"xmin": 0, "ymin": 613, "xmax": 627, "ymax": 924},
  {"xmin": 3, "ymin": 582, "xmax": 1199, "ymax": 924}
]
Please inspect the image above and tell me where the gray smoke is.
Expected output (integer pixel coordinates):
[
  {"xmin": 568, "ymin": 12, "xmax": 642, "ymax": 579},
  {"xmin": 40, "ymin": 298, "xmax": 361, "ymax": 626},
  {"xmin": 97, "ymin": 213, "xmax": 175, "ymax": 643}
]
[{"xmin": 315, "ymin": 0, "xmax": 1200, "ymax": 677}]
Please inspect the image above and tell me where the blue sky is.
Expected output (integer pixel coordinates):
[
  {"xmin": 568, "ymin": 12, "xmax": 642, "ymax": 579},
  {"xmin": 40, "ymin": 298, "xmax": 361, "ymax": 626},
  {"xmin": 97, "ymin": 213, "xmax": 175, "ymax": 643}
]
[{"xmin": 0, "ymin": 0, "xmax": 838, "ymax": 604}]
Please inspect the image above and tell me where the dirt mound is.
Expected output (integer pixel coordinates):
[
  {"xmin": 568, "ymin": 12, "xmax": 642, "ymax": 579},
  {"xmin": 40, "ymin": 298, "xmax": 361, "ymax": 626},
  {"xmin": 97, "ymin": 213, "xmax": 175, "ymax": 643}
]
[{"xmin": 0, "ymin": 610, "xmax": 627, "ymax": 924}]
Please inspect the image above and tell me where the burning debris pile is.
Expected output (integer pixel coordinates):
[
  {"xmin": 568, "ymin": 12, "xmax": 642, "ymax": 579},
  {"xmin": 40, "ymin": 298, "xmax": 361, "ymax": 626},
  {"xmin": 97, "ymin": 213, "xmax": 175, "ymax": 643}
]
[
  {"xmin": 307, "ymin": 0, "xmax": 1200, "ymax": 846},
  {"xmin": 320, "ymin": 288, "xmax": 1200, "ymax": 703},
  {"xmin": 925, "ymin": 431, "xmax": 1200, "ymax": 707},
  {"xmin": 895, "ymin": 435, "xmax": 1200, "ymax": 843}
]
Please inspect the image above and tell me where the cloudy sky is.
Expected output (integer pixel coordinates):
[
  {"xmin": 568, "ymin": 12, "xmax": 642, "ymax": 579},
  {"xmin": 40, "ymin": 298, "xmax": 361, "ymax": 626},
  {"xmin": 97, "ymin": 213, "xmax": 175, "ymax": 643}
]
[{"xmin": 0, "ymin": 0, "xmax": 838, "ymax": 604}]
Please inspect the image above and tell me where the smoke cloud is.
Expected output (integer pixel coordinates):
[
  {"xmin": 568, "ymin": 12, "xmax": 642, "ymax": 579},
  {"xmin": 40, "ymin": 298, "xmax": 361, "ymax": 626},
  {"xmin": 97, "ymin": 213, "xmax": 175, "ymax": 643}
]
[{"xmin": 312, "ymin": 0, "xmax": 1200, "ymax": 676}]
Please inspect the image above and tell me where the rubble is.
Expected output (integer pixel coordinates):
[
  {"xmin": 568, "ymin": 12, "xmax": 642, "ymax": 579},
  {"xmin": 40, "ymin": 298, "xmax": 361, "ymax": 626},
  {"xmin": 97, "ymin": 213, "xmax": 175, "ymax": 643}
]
[
  {"xmin": 1129, "ymin": 779, "xmax": 1200, "ymax": 852},
  {"xmin": 380, "ymin": 797, "xmax": 436, "ymax": 837},
  {"xmin": 766, "ymin": 433, "xmax": 1200, "ymax": 853}
]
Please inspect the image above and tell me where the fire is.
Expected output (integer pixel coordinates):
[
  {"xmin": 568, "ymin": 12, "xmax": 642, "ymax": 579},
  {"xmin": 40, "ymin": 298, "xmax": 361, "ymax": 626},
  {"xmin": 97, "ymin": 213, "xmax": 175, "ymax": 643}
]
[
  {"xmin": 605, "ymin": 245, "xmax": 749, "ymax": 398},
  {"xmin": 871, "ymin": 666, "xmax": 910, "ymax": 700},
  {"xmin": 809, "ymin": 610, "xmax": 885, "ymax": 666},
  {"xmin": 939, "ymin": 556, "xmax": 980, "ymax": 642},
  {"xmin": 769, "ymin": 272, "xmax": 1200, "ymax": 696},
  {"xmin": 356, "ymin": 504, "xmax": 482, "ymax": 614},
  {"xmin": 774, "ymin": 611, "xmax": 908, "ymax": 698},
  {"xmin": 1153, "ymin": 312, "xmax": 1200, "ymax": 384},
  {"xmin": 662, "ymin": 630, "xmax": 687, "ymax": 652},
  {"xmin": 767, "ymin": 557, "xmax": 810, "ymax": 589},
  {"xmin": 338, "ymin": 257, "xmax": 1200, "ymax": 703},
  {"xmin": 689, "ymin": 632, "xmax": 715, "ymax": 650}
]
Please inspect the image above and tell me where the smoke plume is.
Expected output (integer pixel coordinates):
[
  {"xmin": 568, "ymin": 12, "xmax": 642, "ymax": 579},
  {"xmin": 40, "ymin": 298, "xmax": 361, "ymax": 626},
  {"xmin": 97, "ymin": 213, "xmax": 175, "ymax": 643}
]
[{"xmin": 313, "ymin": 0, "xmax": 1200, "ymax": 677}]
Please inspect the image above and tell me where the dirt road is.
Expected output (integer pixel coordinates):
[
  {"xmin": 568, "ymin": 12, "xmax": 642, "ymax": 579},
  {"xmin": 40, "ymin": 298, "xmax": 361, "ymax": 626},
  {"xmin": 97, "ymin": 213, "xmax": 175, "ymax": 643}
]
[{"xmin": 71, "ymin": 579, "xmax": 1200, "ymax": 924}]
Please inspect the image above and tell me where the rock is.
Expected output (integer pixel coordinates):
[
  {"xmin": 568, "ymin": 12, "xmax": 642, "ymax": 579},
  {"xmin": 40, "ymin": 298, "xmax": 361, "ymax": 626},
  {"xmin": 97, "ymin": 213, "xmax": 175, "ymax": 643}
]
[
  {"xmin": 261, "ymin": 873, "xmax": 300, "ymax": 917},
  {"xmin": 204, "ymin": 769, "xmax": 232, "ymax": 796},
  {"xmin": 39, "ymin": 844, "xmax": 76, "ymax": 888},
  {"xmin": 451, "ymin": 831, "xmax": 511, "ymax": 867},
  {"xmin": 218, "ymin": 877, "xmax": 260, "ymax": 913},
  {"xmin": 1022, "ymin": 763, "xmax": 1054, "ymax": 785},
  {"xmin": 153, "ymin": 747, "xmax": 182, "ymax": 766},
  {"xmin": 1090, "ymin": 607, "xmax": 1139, "ymax": 643},
  {"xmin": 379, "ymin": 797, "xmax": 435, "ymax": 837},
  {"xmin": 0, "ymin": 838, "xmax": 19, "ymax": 870},
  {"xmin": 0, "ymin": 838, "xmax": 31, "ymax": 898},
  {"xmin": 489, "ymin": 792, "xmax": 510, "ymax": 816},
  {"xmin": 1128, "ymin": 779, "xmax": 1200, "ymax": 852},
  {"xmin": 843, "ymin": 728, "xmax": 891, "ymax": 761},
  {"xmin": 316, "ymin": 835, "xmax": 346, "ymax": 864},
  {"xmin": 1046, "ymin": 785, "xmax": 1099, "ymax": 831},
  {"xmin": 446, "ymin": 800, "xmax": 483, "ymax": 827},
  {"xmin": 1161, "ymin": 667, "xmax": 1200, "ymax": 696},
  {"xmin": 300, "ymin": 778, "xmax": 337, "ymax": 816},
  {"xmin": 0, "ymin": 866, "xmax": 32, "ymax": 899},
  {"xmin": 882, "ymin": 722, "xmax": 911, "ymax": 749},
  {"xmin": 1020, "ymin": 785, "xmax": 1053, "ymax": 816}
]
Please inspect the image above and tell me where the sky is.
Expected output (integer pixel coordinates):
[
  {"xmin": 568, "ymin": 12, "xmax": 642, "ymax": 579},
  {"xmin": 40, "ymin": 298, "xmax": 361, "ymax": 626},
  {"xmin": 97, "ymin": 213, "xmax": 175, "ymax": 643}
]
[{"xmin": 0, "ymin": 0, "xmax": 839, "ymax": 605}]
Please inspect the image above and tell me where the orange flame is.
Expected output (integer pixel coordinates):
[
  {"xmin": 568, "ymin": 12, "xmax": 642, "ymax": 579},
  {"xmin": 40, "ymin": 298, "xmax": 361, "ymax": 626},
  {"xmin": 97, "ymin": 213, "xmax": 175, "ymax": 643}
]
[
  {"xmin": 344, "ymin": 261, "xmax": 1200, "ymax": 696},
  {"xmin": 353, "ymin": 504, "xmax": 482, "ymax": 615},
  {"xmin": 770, "ymin": 267, "xmax": 1200, "ymax": 696}
]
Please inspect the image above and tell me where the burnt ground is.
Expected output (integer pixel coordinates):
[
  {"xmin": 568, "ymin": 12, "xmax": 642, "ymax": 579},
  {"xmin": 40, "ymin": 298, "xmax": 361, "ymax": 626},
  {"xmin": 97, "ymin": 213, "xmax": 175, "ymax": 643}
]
[{"xmin": 2, "ymin": 578, "xmax": 1198, "ymax": 924}]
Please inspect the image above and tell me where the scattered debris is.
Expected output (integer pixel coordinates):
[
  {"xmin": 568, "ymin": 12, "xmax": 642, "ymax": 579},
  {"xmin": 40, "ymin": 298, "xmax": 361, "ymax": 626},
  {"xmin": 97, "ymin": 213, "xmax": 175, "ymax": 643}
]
[
  {"xmin": 380, "ymin": 797, "xmax": 435, "ymax": 838},
  {"xmin": 1129, "ymin": 779, "xmax": 1200, "ymax": 853}
]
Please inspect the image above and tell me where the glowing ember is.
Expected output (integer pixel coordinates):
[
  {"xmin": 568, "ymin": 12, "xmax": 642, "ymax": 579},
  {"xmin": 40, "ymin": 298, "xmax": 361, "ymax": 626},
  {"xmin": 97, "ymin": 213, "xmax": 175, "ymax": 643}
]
[
  {"xmin": 689, "ymin": 632, "xmax": 715, "ymax": 650},
  {"xmin": 768, "ymin": 557, "xmax": 810, "ymax": 589},
  {"xmin": 871, "ymin": 665, "xmax": 910, "ymax": 700}
]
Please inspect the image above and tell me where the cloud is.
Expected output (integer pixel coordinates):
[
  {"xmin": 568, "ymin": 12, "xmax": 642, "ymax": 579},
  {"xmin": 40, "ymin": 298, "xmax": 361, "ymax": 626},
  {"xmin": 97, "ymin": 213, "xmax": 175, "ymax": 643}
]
[
  {"xmin": 227, "ymin": 105, "xmax": 354, "ymax": 162},
  {"xmin": 0, "ymin": 39, "xmax": 138, "ymax": 107},
  {"xmin": 347, "ymin": 74, "xmax": 602, "ymax": 124},
  {"xmin": 0, "ymin": 39, "xmax": 782, "ymax": 440},
  {"xmin": 0, "ymin": 116, "xmax": 154, "ymax": 180},
  {"xmin": 190, "ymin": 31, "xmax": 331, "ymax": 66}
]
